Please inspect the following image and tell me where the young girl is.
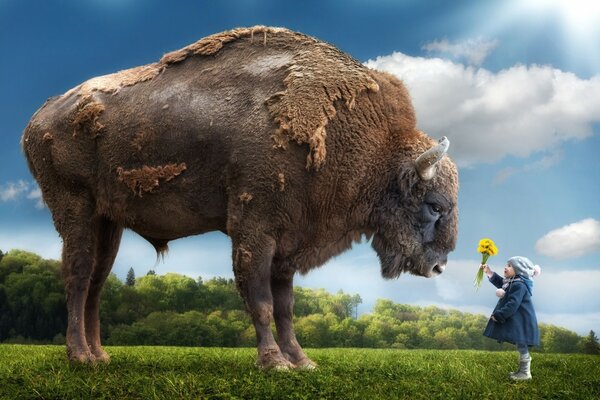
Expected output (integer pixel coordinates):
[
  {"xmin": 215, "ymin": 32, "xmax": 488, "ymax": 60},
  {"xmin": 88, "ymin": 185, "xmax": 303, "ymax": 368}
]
[{"xmin": 481, "ymin": 256, "xmax": 541, "ymax": 380}]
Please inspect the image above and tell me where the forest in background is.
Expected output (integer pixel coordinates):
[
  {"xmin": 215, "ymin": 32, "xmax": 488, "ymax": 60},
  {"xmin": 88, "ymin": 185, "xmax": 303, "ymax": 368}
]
[{"xmin": 1, "ymin": 249, "xmax": 598, "ymax": 354}]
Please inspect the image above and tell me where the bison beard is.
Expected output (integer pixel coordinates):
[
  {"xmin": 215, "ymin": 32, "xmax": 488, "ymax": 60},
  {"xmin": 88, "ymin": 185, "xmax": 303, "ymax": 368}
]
[{"xmin": 21, "ymin": 26, "xmax": 459, "ymax": 369}]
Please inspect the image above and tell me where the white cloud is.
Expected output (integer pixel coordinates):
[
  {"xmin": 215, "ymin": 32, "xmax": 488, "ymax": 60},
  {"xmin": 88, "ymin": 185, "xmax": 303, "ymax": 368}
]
[
  {"xmin": 0, "ymin": 180, "xmax": 29, "ymax": 202},
  {"xmin": 535, "ymin": 218, "xmax": 600, "ymax": 259},
  {"xmin": 0, "ymin": 180, "xmax": 45, "ymax": 208},
  {"xmin": 364, "ymin": 53, "xmax": 600, "ymax": 167},
  {"xmin": 26, "ymin": 187, "xmax": 45, "ymax": 209},
  {"xmin": 422, "ymin": 37, "xmax": 498, "ymax": 65}
]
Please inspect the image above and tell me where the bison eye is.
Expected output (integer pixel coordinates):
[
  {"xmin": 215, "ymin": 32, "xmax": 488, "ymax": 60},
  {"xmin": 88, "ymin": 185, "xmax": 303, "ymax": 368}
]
[{"xmin": 429, "ymin": 203, "xmax": 442, "ymax": 214}]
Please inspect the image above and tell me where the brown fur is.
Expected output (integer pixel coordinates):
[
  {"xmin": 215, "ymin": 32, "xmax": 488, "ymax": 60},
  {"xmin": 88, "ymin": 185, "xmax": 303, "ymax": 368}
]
[
  {"xmin": 131, "ymin": 131, "xmax": 151, "ymax": 152},
  {"xmin": 67, "ymin": 26, "xmax": 378, "ymax": 170},
  {"xmin": 265, "ymin": 43, "xmax": 379, "ymax": 170},
  {"xmin": 22, "ymin": 26, "xmax": 459, "ymax": 369},
  {"xmin": 71, "ymin": 96, "xmax": 105, "ymax": 138},
  {"xmin": 116, "ymin": 163, "xmax": 187, "ymax": 196}
]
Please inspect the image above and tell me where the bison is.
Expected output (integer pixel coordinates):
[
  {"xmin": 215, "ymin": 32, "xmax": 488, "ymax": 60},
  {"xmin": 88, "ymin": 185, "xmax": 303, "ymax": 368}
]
[{"xmin": 22, "ymin": 26, "xmax": 458, "ymax": 369}]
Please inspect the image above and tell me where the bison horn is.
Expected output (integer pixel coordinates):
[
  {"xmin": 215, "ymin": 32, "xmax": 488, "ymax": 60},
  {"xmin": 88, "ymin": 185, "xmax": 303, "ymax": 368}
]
[{"xmin": 415, "ymin": 136, "xmax": 450, "ymax": 181}]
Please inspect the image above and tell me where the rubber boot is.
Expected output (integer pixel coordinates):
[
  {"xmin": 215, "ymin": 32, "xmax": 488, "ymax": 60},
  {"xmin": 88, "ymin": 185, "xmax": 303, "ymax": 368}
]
[{"xmin": 510, "ymin": 354, "xmax": 532, "ymax": 381}]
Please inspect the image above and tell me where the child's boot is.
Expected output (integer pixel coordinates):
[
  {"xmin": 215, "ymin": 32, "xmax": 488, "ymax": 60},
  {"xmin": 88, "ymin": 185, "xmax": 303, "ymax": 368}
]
[{"xmin": 510, "ymin": 354, "xmax": 532, "ymax": 381}]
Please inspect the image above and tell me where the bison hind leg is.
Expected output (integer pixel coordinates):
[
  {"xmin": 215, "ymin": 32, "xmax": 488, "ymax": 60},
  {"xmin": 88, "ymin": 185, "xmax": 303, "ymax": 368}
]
[
  {"xmin": 48, "ymin": 190, "xmax": 98, "ymax": 363},
  {"xmin": 84, "ymin": 217, "xmax": 123, "ymax": 363}
]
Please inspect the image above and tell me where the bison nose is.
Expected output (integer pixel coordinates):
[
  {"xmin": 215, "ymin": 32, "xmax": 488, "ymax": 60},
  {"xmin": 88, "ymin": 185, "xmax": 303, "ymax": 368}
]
[{"xmin": 433, "ymin": 264, "xmax": 445, "ymax": 275}]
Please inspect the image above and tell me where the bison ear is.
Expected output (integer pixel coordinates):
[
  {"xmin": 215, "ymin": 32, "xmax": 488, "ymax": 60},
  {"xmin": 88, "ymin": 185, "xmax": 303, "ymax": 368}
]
[{"xmin": 415, "ymin": 136, "xmax": 450, "ymax": 181}]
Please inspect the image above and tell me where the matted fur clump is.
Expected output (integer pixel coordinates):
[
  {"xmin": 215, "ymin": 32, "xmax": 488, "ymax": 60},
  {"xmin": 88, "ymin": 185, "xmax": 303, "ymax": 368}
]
[
  {"xmin": 265, "ymin": 42, "xmax": 380, "ymax": 169},
  {"xmin": 67, "ymin": 26, "xmax": 380, "ymax": 169},
  {"xmin": 116, "ymin": 163, "xmax": 187, "ymax": 197}
]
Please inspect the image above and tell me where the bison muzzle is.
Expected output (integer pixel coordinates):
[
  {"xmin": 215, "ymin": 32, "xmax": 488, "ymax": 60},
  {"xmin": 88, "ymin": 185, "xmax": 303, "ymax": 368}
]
[{"xmin": 22, "ymin": 26, "xmax": 459, "ymax": 369}]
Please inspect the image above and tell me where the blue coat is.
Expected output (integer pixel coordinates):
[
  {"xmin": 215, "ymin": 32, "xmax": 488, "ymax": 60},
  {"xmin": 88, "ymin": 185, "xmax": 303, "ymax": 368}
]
[{"xmin": 483, "ymin": 272, "xmax": 540, "ymax": 346}]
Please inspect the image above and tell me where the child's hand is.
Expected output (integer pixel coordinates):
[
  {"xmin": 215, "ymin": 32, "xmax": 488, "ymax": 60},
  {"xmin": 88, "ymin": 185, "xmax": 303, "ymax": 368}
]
[{"xmin": 480, "ymin": 264, "xmax": 493, "ymax": 278}]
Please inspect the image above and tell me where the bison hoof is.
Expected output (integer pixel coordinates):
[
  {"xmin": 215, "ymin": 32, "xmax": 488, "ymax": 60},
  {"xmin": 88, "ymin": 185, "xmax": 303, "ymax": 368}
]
[
  {"xmin": 258, "ymin": 358, "xmax": 295, "ymax": 371},
  {"xmin": 67, "ymin": 348, "xmax": 97, "ymax": 364},
  {"xmin": 294, "ymin": 358, "xmax": 318, "ymax": 370},
  {"xmin": 257, "ymin": 349, "xmax": 295, "ymax": 371},
  {"xmin": 90, "ymin": 347, "xmax": 111, "ymax": 363}
]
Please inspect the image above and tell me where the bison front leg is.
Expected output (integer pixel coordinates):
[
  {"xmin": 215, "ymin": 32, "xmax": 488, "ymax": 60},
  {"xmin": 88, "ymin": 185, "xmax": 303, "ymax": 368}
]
[
  {"xmin": 232, "ymin": 235, "xmax": 294, "ymax": 370},
  {"xmin": 84, "ymin": 218, "xmax": 123, "ymax": 363},
  {"xmin": 271, "ymin": 267, "xmax": 317, "ymax": 369}
]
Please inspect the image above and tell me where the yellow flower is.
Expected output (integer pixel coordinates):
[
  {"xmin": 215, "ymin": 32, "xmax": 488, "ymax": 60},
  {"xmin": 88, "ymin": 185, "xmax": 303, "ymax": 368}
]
[
  {"xmin": 477, "ymin": 238, "xmax": 497, "ymax": 255},
  {"xmin": 475, "ymin": 238, "xmax": 499, "ymax": 290}
]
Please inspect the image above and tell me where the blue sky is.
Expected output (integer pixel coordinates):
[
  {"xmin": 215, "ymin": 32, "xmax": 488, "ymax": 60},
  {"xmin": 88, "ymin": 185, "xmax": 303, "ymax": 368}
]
[{"xmin": 1, "ymin": 0, "xmax": 599, "ymax": 335}]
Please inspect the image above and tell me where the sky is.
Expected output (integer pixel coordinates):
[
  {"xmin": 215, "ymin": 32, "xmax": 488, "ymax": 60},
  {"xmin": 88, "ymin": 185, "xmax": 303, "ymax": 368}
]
[{"xmin": 1, "ymin": 0, "xmax": 599, "ymax": 336}]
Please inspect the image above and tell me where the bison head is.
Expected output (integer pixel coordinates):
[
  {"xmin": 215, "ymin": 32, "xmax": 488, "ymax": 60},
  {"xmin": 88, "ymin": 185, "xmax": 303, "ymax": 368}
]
[{"xmin": 371, "ymin": 135, "xmax": 458, "ymax": 279}]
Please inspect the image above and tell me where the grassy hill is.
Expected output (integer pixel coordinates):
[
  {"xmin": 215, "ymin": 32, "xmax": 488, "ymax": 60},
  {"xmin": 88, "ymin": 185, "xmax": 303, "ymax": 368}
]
[{"xmin": 0, "ymin": 345, "xmax": 598, "ymax": 399}]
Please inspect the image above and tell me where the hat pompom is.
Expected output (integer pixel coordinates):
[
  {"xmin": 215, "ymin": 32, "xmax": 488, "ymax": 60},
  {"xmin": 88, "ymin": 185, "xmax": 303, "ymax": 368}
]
[
  {"xmin": 533, "ymin": 265, "xmax": 541, "ymax": 278},
  {"xmin": 496, "ymin": 288, "xmax": 505, "ymax": 298}
]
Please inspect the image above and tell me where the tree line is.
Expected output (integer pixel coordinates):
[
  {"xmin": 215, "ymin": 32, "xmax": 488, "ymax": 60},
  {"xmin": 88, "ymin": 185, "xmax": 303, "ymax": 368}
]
[{"xmin": 0, "ymin": 249, "xmax": 599, "ymax": 354}]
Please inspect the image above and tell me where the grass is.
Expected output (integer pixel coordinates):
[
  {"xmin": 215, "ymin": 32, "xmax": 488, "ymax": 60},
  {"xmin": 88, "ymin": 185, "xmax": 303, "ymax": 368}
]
[{"xmin": 0, "ymin": 345, "xmax": 598, "ymax": 399}]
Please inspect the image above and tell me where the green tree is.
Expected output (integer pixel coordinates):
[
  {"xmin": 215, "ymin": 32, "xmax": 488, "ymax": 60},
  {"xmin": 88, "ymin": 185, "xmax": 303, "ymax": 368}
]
[
  {"xmin": 125, "ymin": 267, "xmax": 136, "ymax": 286},
  {"xmin": 163, "ymin": 273, "xmax": 198, "ymax": 312},
  {"xmin": 0, "ymin": 249, "xmax": 43, "ymax": 283},
  {"xmin": 330, "ymin": 317, "xmax": 363, "ymax": 347},
  {"xmin": 0, "ymin": 251, "xmax": 66, "ymax": 341},
  {"xmin": 203, "ymin": 277, "xmax": 244, "ymax": 311},
  {"xmin": 582, "ymin": 330, "xmax": 600, "ymax": 355},
  {"xmin": 541, "ymin": 325, "xmax": 581, "ymax": 353},
  {"xmin": 328, "ymin": 291, "xmax": 362, "ymax": 319},
  {"xmin": 295, "ymin": 314, "xmax": 332, "ymax": 347}
]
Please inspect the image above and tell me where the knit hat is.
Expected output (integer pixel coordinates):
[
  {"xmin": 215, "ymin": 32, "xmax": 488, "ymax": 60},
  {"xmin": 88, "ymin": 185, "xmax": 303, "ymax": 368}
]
[{"xmin": 507, "ymin": 256, "xmax": 541, "ymax": 279}]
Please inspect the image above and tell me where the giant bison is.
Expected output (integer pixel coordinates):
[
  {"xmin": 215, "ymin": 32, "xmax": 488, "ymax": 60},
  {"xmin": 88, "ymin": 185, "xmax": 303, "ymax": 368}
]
[{"xmin": 22, "ymin": 26, "xmax": 458, "ymax": 369}]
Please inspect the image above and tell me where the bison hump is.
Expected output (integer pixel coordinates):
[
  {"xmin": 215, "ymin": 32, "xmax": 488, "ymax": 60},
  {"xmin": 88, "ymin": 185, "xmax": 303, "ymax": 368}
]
[
  {"xmin": 65, "ymin": 26, "xmax": 380, "ymax": 170},
  {"xmin": 164, "ymin": 26, "xmax": 381, "ymax": 170}
]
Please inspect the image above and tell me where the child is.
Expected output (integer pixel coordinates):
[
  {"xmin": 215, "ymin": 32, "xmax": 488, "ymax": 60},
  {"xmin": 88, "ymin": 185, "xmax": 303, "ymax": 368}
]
[{"xmin": 481, "ymin": 256, "xmax": 541, "ymax": 381}]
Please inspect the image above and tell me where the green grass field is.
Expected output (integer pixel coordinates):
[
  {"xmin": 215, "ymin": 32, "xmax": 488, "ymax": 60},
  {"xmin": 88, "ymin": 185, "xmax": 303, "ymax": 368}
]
[{"xmin": 0, "ymin": 345, "xmax": 598, "ymax": 399}]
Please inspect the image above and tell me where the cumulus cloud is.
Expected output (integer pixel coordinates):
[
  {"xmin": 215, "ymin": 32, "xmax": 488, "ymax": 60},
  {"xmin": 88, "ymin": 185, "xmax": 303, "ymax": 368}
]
[
  {"xmin": 26, "ymin": 187, "xmax": 45, "ymax": 209},
  {"xmin": 422, "ymin": 37, "xmax": 498, "ymax": 66},
  {"xmin": 364, "ymin": 53, "xmax": 600, "ymax": 167},
  {"xmin": 0, "ymin": 180, "xmax": 29, "ymax": 202},
  {"xmin": 535, "ymin": 218, "xmax": 600, "ymax": 259},
  {"xmin": 0, "ymin": 180, "xmax": 45, "ymax": 208}
]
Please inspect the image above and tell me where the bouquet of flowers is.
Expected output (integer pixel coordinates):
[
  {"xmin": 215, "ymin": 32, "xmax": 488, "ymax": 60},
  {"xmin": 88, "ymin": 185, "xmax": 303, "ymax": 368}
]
[{"xmin": 475, "ymin": 238, "xmax": 498, "ymax": 290}]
